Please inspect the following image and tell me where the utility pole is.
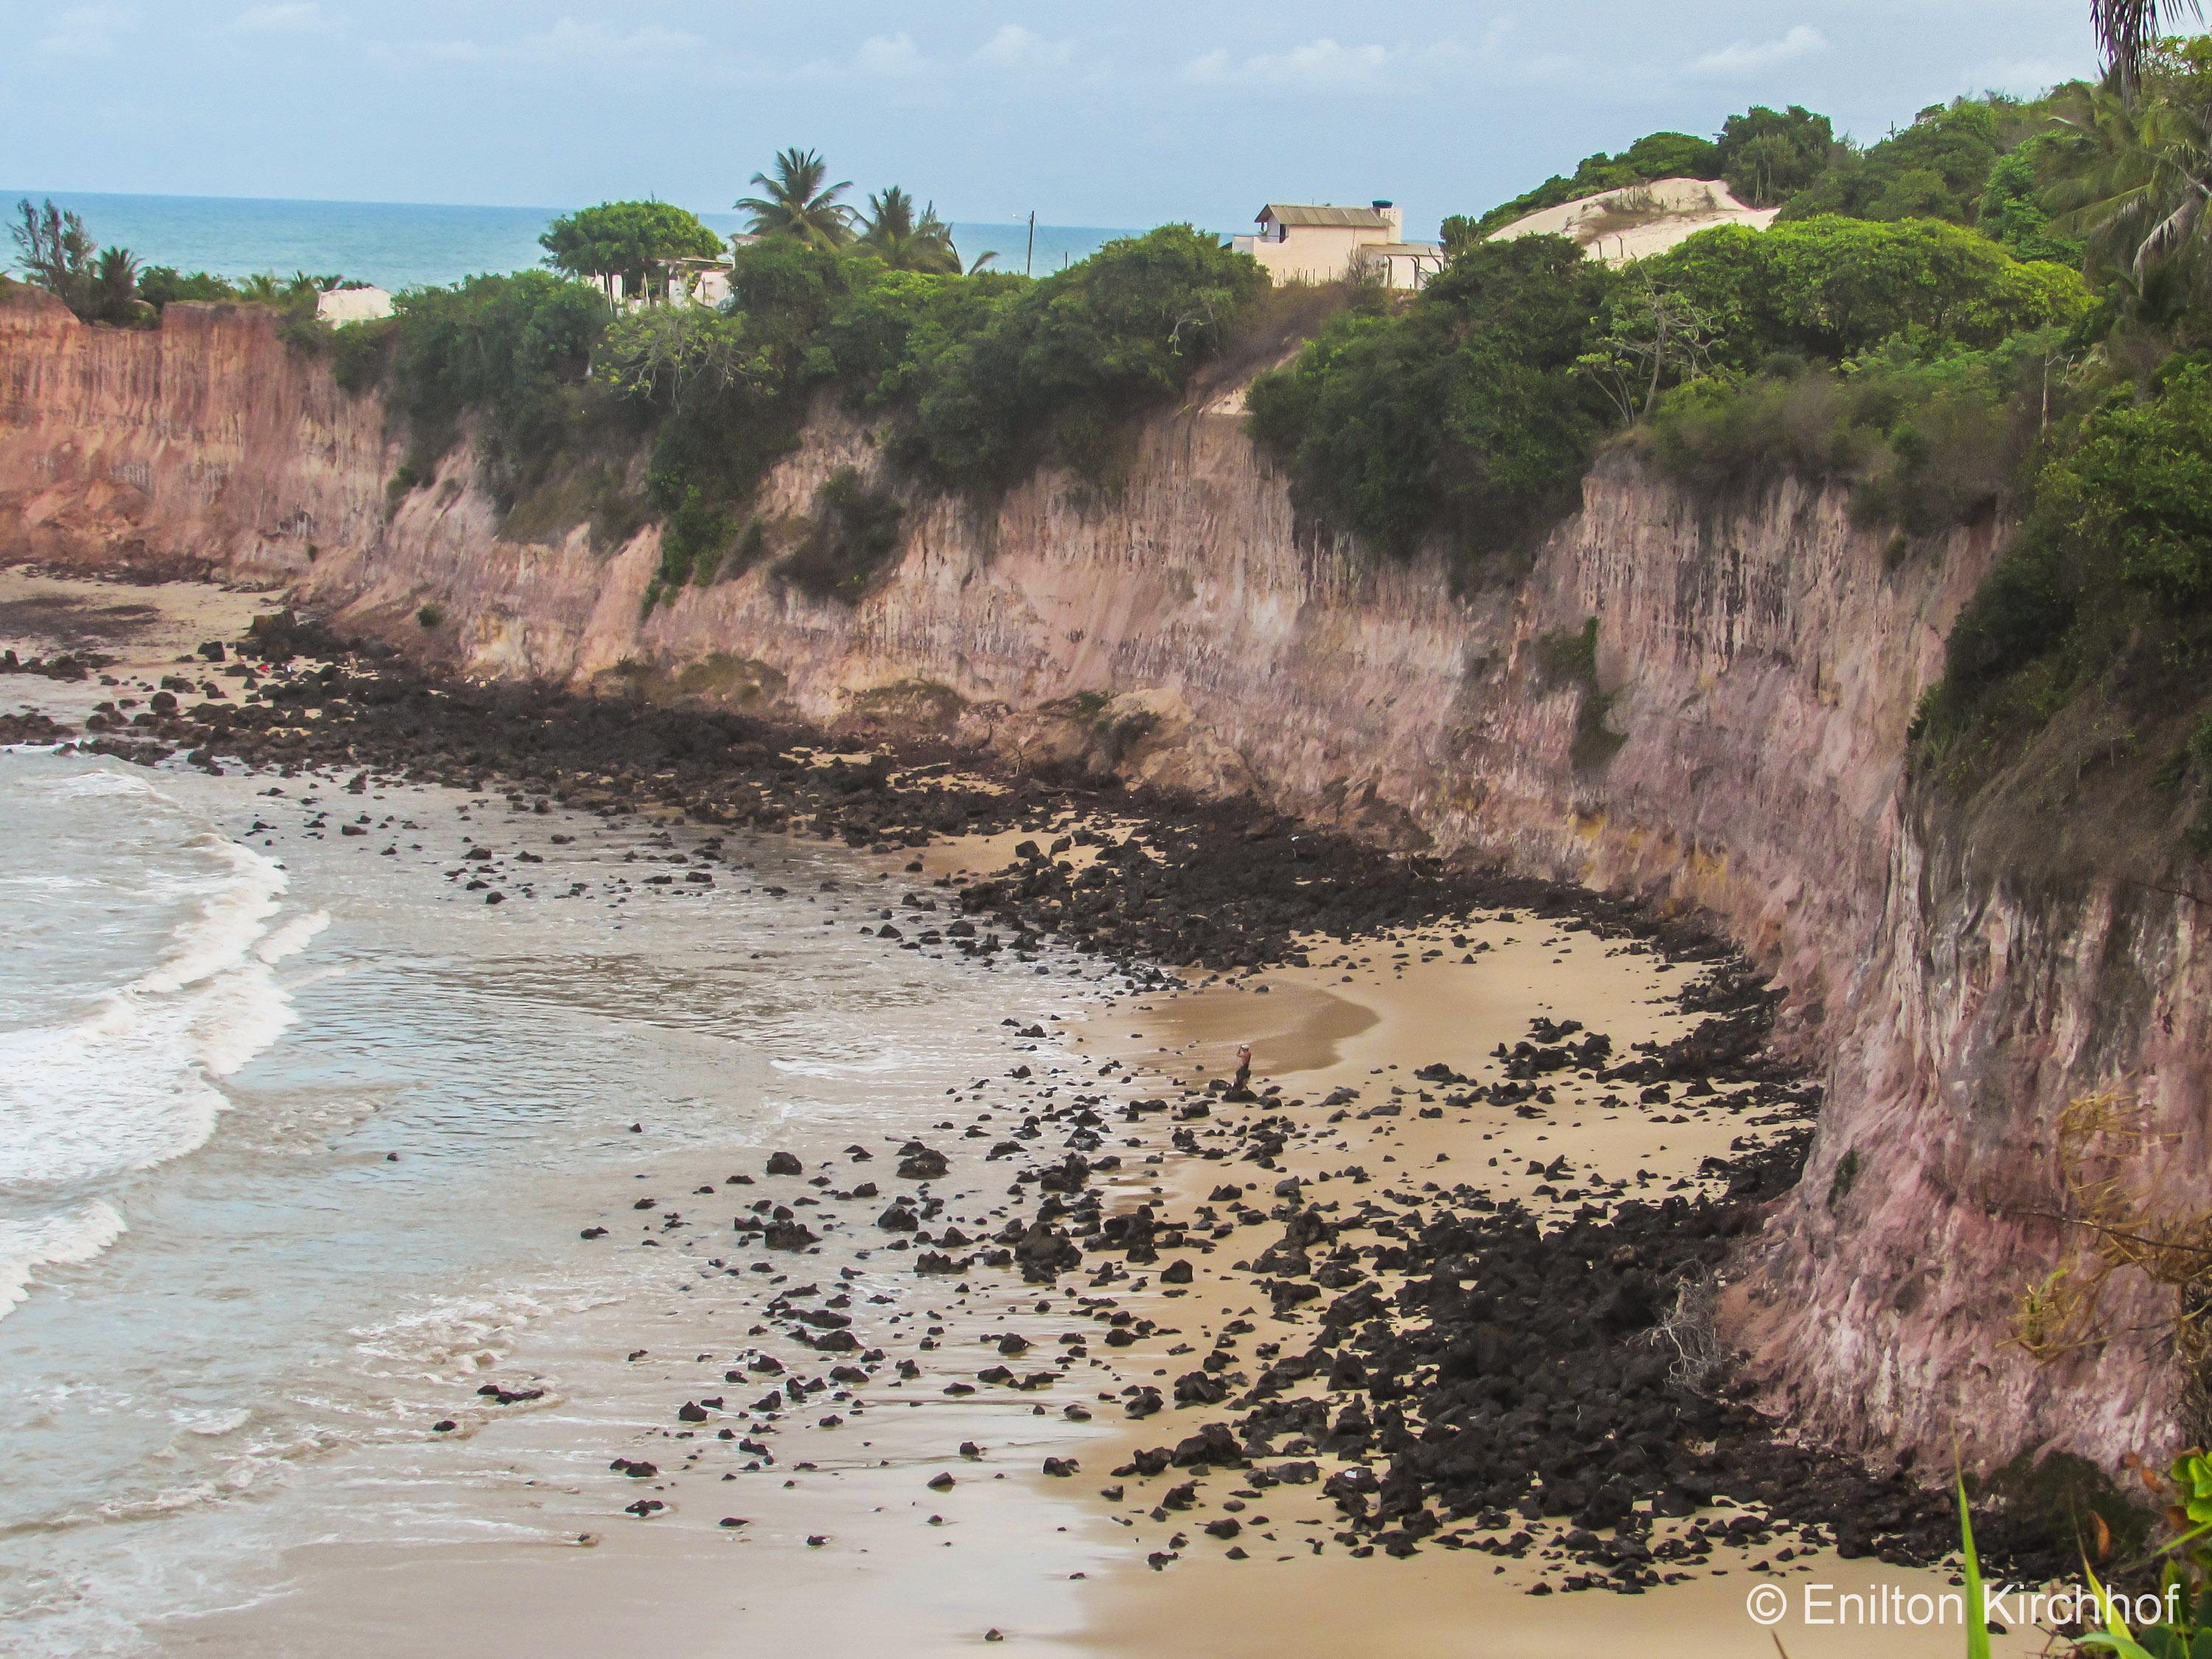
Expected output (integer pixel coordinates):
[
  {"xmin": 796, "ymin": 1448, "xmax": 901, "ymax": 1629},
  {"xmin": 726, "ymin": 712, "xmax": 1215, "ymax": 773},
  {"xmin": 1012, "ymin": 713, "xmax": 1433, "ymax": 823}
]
[{"xmin": 1026, "ymin": 210, "xmax": 1035, "ymax": 276}]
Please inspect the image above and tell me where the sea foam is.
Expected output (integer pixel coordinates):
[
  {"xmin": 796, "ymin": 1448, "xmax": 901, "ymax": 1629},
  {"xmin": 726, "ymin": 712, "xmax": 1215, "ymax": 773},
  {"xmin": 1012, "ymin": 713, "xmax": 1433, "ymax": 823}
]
[{"xmin": 0, "ymin": 771, "xmax": 319, "ymax": 1320}]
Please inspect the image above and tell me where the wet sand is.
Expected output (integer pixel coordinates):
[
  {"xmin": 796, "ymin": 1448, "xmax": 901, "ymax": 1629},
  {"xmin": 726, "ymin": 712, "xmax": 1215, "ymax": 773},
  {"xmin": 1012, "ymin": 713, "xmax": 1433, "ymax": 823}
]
[
  {"xmin": 170, "ymin": 908, "xmax": 2037, "ymax": 1659},
  {"xmin": 1, "ymin": 571, "xmax": 2045, "ymax": 1657},
  {"xmin": 0, "ymin": 567, "xmax": 276, "ymax": 707}
]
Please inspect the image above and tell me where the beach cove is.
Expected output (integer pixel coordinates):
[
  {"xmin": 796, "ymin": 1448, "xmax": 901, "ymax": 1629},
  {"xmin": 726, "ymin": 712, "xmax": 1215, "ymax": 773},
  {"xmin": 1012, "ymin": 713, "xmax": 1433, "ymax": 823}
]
[{"xmin": 1, "ymin": 573, "xmax": 2048, "ymax": 1656}]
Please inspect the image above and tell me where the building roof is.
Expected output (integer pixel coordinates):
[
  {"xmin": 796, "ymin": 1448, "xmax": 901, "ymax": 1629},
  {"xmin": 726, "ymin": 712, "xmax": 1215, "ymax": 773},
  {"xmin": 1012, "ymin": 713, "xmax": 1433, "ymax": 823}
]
[{"xmin": 1258, "ymin": 204, "xmax": 1392, "ymax": 230}]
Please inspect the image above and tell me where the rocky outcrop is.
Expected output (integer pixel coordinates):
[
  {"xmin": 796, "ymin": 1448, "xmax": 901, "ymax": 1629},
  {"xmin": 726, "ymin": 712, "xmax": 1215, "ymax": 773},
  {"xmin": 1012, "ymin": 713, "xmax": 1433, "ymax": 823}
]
[{"xmin": 3, "ymin": 288, "xmax": 2201, "ymax": 1476}]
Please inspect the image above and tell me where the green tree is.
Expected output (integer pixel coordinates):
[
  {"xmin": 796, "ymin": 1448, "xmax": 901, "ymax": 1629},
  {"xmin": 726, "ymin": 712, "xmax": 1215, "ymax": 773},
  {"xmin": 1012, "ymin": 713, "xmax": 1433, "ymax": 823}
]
[
  {"xmin": 737, "ymin": 148, "xmax": 855, "ymax": 249},
  {"xmin": 88, "ymin": 246, "xmax": 145, "ymax": 326},
  {"xmin": 857, "ymin": 187, "xmax": 962, "ymax": 274},
  {"xmin": 1979, "ymin": 139, "xmax": 2089, "ymax": 263},
  {"xmin": 1631, "ymin": 215, "xmax": 2090, "ymax": 369},
  {"xmin": 1575, "ymin": 270, "xmax": 1725, "ymax": 422},
  {"xmin": 2047, "ymin": 356, "xmax": 2212, "ymax": 599},
  {"xmin": 1246, "ymin": 235, "xmax": 1618, "ymax": 556},
  {"xmin": 596, "ymin": 306, "xmax": 757, "ymax": 411},
  {"xmin": 1716, "ymin": 105, "xmax": 1837, "ymax": 206},
  {"xmin": 10, "ymin": 198, "xmax": 95, "ymax": 316},
  {"xmin": 540, "ymin": 201, "xmax": 723, "ymax": 302},
  {"xmin": 904, "ymin": 224, "xmax": 1264, "ymax": 491},
  {"xmin": 1778, "ymin": 101, "xmax": 2008, "ymax": 225},
  {"xmin": 2043, "ymin": 52, "xmax": 2212, "ymax": 304}
]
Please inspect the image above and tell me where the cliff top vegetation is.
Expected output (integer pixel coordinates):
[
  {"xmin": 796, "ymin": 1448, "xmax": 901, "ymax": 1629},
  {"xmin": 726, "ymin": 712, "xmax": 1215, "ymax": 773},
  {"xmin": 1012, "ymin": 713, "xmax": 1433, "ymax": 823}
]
[{"xmin": 16, "ymin": 4, "xmax": 2212, "ymax": 872}]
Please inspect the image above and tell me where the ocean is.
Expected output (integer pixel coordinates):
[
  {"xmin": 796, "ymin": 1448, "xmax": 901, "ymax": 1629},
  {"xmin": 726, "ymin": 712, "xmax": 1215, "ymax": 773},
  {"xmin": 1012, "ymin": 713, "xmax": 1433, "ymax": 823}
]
[
  {"xmin": 0, "ymin": 742, "xmax": 1116, "ymax": 1655},
  {"xmin": 1, "ymin": 190, "xmax": 1146, "ymax": 293}
]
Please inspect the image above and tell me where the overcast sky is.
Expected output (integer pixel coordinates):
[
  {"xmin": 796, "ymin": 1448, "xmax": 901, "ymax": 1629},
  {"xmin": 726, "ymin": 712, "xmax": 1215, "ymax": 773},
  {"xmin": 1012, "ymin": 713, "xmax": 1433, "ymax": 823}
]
[{"xmin": 1, "ymin": 1, "xmax": 2098, "ymax": 233}]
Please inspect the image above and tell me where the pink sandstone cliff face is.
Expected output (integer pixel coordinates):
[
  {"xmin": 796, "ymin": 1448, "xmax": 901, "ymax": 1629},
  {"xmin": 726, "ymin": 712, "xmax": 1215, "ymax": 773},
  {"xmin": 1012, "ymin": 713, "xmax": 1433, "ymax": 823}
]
[{"xmin": 5, "ymin": 290, "xmax": 2205, "ymax": 1475}]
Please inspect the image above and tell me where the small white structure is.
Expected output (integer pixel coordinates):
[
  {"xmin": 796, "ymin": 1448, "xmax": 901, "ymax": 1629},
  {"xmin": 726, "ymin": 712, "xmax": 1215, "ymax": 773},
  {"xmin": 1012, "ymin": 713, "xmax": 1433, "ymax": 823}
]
[
  {"xmin": 316, "ymin": 285, "xmax": 394, "ymax": 324},
  {"xmin": 1485, "ymin": 178, "xmax": 1778, "ymax": 265},
  {"xmin": 1232, "ymin": 201, "xmax": 1444, "ymax": 289},
  {"xmin": 590, "ymin": 254, "xmax": 738, "ymax": 310}
]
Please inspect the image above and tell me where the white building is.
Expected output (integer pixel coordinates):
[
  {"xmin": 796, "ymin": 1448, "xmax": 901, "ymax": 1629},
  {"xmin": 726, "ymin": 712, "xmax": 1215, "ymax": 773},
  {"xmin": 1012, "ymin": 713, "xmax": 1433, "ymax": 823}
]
[
  {"xmin": 588, "ymin": 250, "xmax": 745, "ymax": 310},
  {"xmin": 316, "ymin": 285, "xmax": 394, "ymax": 324},
  {"xmin": 1231, "ymin": 202, "xmax": 1444, "ymax": 290}
]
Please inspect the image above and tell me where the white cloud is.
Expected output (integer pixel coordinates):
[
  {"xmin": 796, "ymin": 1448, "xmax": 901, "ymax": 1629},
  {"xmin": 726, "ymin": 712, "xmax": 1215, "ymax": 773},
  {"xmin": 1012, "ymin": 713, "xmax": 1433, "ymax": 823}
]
[
  {"xmin": 800, "ymin": 31, "xmax": 931, "ymax": 80},
  {"xmin": 853, "ymin": 32, "xmax": 927, "ymax": 77},
  {"xmin": 972, "ymin": 24, "xmax": 1074, "ymax": 73},
  {"xmin": 521, "ymin": 18, "xmax": 704, "ymax": 63},
  {"xmin": 1690, "ymin": 24, "xmax": 1829, "ymax": 79},
  {"xmin": 1977, "ymin": 55, "xmax": 2085, "ymax": 95},
  {"xmin": 1180, "ymin": 38, "xmax": 1394, "ymax": 91},
  {"xmin": 232, "ymin": 2, "xmax": 324, "ymax": 31},
  {"xmin": 369, "ymin": 37, "xmax": 484, "ymax": 69},
  {"xmin": 38, "ymin": 4, "xmax": 135, "ymax": 57}
]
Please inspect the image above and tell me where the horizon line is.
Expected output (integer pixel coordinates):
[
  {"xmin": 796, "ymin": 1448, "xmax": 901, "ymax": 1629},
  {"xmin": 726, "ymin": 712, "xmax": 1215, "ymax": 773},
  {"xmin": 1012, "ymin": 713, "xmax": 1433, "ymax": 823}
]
[{"xmin": 1, "ymin": 184, "xmax": 1164, "ymax": 232}]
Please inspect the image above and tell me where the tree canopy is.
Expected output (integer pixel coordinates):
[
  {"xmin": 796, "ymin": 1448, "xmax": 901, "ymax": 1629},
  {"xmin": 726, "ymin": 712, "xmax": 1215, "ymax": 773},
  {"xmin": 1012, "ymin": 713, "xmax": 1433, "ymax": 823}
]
[
  {"xmin": 538, "ymin": 201, "xmax": 722, "ymax": 301},
  {"xmin": 1630, "ymin": 215, "xmax": 2091, "ymax": 369},
  {"xmin": 856, "ymin": 187, "xmax": 962, "ymax": 274},
  {"xmin": 1714, "ymin": 105, "xmax": 1838, "ymax": 206},
  {"xmin": 737, "ymin": 148, "xmax": 856, "ymax": 249},
  {"xmin": 1248, "ymin": 236, "xmax": 1618, "ymax": 556}
]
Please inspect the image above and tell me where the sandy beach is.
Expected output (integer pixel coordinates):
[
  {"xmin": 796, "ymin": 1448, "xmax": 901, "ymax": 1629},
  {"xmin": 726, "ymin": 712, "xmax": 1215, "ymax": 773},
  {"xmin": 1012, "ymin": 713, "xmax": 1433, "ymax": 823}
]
[{"xmin": 1, "ymin": 571, "xmax": 2051, "ymax": 1658}]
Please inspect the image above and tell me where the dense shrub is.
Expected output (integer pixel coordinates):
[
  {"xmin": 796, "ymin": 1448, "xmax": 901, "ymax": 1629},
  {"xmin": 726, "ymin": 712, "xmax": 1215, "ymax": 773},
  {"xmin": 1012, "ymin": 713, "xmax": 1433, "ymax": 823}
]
[
  {"xmin": 653, "ymin": 484, "xmax": 737, "ymax": 589},
  {"xmin": 1714, "ymin": 105, "xmax": 1837, "ymax": 207},
  {"xmin": 1638, "ymin": 331, "xmax": 2067, "ymax": 532},
  {"xmin": 1247, "ymin": 217, "xmax": 2073, "ymax": 560},
  {"xmin": 1778, "ymin": 101, "xmax": 2007, "ymax": 227},
  {"xmin": 1913, "ymin": 358, "xmax": 2212, "ymax": 792},
  {"xmin": 2044, "ymin": 358, "xmax": 2212, "ymax": 601},
  {"xmin": 777, "ymin": 467, "xmax": 905, "ymax": 602},
  {"xmin": 1633, "ymin": 216, "xmax": 2090, "ymax": 372},
  {"xmin": 900, "ymin": 223, "xmax": 1266, "ymax": 492},
  {"xmin": 327, "ymin": 318, "xmax": 394, "ymax": 393},
  {"xmin": 136, "ymin": 266, "xmax": 246, "ymax": 307},
  {"xmin": 385, "ymin": 271, "xmax": 612, "ymax": 500},
  {"xmin": 1935, "ymin": 527, "xmax": 2076, "ymax": 693},
  {"xmin": 527, "ymin": 224, "xmax": 1265, "ymax": 597},
  {"xmin": 1247, "ymin": 236, "xmax": 1616, "ymax": 559},
  {"xmin": 820, "ymin": 265, "xmax": 1021, "ymax": 397}
]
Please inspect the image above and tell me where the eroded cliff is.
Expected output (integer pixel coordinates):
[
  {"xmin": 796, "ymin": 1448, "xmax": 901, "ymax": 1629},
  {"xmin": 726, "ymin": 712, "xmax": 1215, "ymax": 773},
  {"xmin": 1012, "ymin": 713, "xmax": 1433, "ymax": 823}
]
[{"xmin": 4, "ymin": 287, "xmax": 2200, "ymax": 1477}]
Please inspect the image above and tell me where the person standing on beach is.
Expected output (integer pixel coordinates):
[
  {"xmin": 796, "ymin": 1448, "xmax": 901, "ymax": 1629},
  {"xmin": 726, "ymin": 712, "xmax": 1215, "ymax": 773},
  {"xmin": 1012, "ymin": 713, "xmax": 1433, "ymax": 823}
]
[{"xmin": 1231, "ymin": 1042, "xmax": 1252, "ymax": 1098}]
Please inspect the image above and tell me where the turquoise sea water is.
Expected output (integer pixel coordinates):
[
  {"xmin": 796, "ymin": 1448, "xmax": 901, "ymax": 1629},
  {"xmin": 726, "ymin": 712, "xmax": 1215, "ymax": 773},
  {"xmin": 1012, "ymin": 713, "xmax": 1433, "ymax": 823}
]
[{"xmin": 1, "ymin": 190, "xmax": 1141, "ymax": 292}]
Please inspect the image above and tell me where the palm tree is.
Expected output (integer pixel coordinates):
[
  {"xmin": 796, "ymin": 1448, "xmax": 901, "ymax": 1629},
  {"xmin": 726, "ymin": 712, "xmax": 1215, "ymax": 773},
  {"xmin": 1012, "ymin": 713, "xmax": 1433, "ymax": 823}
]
[
  {"xmin": 856, "ymin": 186, "xmax": 963, "ymax": 274},
  {"xmin": 859, "ymin": 185, "xmax": 919, "ymax": 247},
  {"xmin": 736, "ymin": 148, "xmax": 855, "ymax": 249},
  {"xmin": 2096, "ymin": 0, "xmax": 2205, "ymax": 98},
  {"xmin": 90, "ymin": 246, "xmax": 141, "ymax": 325},
  {"xmin": 2048, "ymin": 75, "xmax": 2212, "ymax": 283}
]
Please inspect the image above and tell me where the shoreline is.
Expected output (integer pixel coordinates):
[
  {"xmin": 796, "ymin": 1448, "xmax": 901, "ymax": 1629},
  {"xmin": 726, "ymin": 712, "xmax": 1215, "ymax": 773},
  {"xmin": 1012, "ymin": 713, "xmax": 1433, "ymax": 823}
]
[{"xmin": 0, "ymin": 568, "xmax": 2065, "ymax": 1653}]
